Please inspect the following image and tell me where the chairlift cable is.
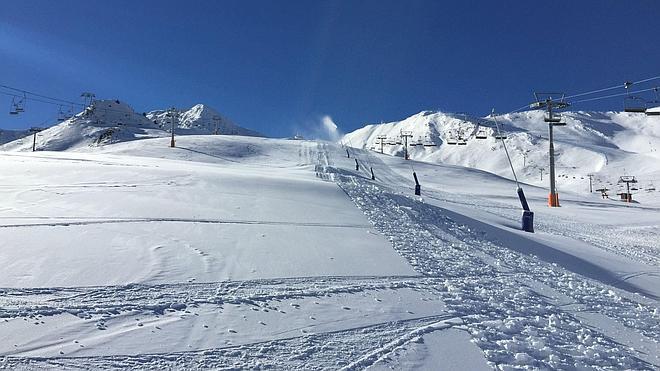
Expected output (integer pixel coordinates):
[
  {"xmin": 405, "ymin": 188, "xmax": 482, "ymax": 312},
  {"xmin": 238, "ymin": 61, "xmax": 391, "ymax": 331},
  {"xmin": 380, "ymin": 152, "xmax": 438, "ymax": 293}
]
[
  {"xmin": 571, "ymin": 86, "xmax": 657, "ymax": 104},
  {"xmin": 0, "ymin": 84, "xmax": 78, "ymax": 106},
  {"xmin": 564, "ymin": 75, "xmax": 660, "ymax": 100},
  {"xmin": 492, "ymin": 109, "xmax": 519, "ymax": 188},
  {"xmin": 0, "ymin": 83, "xmax": 148, "ymax": 117}
]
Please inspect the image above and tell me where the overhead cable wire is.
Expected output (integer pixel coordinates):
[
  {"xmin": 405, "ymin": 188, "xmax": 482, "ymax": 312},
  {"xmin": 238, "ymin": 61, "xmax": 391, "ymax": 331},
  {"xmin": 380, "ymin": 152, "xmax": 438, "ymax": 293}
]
[{"xmin": 571, "ymin": 86, "xmax": 658, "ymax": 104}]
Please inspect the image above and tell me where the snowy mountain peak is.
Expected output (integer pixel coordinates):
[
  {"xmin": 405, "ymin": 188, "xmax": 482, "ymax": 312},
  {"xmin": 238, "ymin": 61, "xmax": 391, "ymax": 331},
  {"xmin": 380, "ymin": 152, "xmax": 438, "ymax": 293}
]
[
  {"xmin": 344, "ymin": 109, "xmax": 660, "ymax": 193},
  {"xmin": 0, "ymin": 99, "xmax": 263, "ymax": 152},
  {"xmin": 146, "ymin": 104, "xmax": 262, "ymax": 137}
]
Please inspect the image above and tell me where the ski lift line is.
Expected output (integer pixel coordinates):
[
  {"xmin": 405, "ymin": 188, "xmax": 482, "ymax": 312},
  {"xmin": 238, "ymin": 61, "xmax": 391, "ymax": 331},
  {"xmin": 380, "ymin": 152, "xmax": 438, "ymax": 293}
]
[
  {"xmin": 563, "ymin": 75, "xmax": 660, "ymax": 100},
  {"xmin": 492, "ymin": 109, "xmax": 519, "ymax": 187},
  {"xmin": 0, "ymin": 91, "xmax": 72, "ymax": 108},
  {"xmin": 571, "ymin": 87, "xmax": 658, "ymax": 104},
  {"xmin": 0, "ymin": 84, "xmax": 152, "ymax": 117},
  {"xmin": 0, "ymin": 90, "xmax": 143, "ymax": 119},
  {"xmin": 0, "ymin": 84, "xmax": 78, "ymax": 106},
  {"xmin": 489, "ymin": 74, "xmax": 660, "ymax": 119}
]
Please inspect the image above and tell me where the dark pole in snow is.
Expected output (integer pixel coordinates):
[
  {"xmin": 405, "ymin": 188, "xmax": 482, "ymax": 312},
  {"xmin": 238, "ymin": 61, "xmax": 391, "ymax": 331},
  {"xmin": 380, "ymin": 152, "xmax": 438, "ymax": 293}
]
[
  {"xmin": 212, "ymin": 115, "xmax": 220, "ymax": 135},
  {"xmin": 29, "ymin": 127, "xmax": 42, "ymax": 152},
  {"xmin": 169, "ymin": 107, "xmax": 177, "ymax": 148},
  {"xmin": 518, "ymin": 187, "xmax": 534, "ymax": 233},
  {"xmin": 413, "ymin": 172, "xmax": 421, "ymax": 196},
  {"xmin": 587, "ymin": 174, "xmax": 594, "ymax": 193},
  {"xmin": 370, "ymin": 167, "xmax": 375, "ymax": 180},
  {"xmin": 355, "ymin": 158, "xmax": 359, "ymax": 171},
  {"xmin": 346, "ymin": 149, "xmax": 350, "ymax": 158}
]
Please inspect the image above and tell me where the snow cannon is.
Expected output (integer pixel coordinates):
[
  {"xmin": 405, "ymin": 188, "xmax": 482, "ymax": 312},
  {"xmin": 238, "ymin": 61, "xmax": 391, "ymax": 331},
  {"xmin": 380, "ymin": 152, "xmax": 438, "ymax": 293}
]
[
  {"xmin": 517, "ymin": 187, "xmax": 534, "ymax": 233},
  {"xmin": 413, "ymin": 172, "xmax": 421, "ymax": 196}
]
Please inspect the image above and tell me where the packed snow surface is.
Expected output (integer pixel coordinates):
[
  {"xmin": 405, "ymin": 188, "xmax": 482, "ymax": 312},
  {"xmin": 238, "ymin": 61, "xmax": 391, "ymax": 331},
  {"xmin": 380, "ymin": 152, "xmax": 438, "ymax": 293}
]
[{"xmin": 0, "ymin": 130, "xmax": 659, "ymax": 369}]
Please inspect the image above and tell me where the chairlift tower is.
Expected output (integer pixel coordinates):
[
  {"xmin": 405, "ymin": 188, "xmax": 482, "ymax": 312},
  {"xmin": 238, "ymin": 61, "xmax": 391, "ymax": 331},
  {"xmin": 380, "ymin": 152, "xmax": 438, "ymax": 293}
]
[
  {"xmin": 376, "ymin": 135, "xmax": 387, "ymax": 153},
  {"xmin": 400, "ymin": 130, "xmax": 413, "ymax": 160},
  {"xmin": 530, "ymin": 93, "xmax": 570, "ymax": 207},
  {"xmin": 81, "ymin": 92, "xmax": 96, "ymax": 108},
  {"xmin": 28, "ymin": 127, "xmax": 43, "ymax": 152},
  {"xmin": 168, "ymin": 107, "xmax": 177, "ymax": 147},
  {"xmin": 587, "ymin": 174, "xmax": 594, "ymax": 193},
  {"xmin": 212, "ymin": 115, "xmax": 221, "ymax": 135},
  {"xmin": 618, "ymin": 175, "xmax": 637, "ymax": 202}
]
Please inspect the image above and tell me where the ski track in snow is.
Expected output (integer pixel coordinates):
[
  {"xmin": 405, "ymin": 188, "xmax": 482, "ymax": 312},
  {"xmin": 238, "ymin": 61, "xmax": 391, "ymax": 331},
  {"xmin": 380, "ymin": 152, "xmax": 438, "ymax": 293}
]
[
  {"xmin": 1, "ymin": 141, "xmax": 658, "ymax": 370},
  {"xmin": 317, "ymin": 143, "xmax": 658, "ymax": 370}
]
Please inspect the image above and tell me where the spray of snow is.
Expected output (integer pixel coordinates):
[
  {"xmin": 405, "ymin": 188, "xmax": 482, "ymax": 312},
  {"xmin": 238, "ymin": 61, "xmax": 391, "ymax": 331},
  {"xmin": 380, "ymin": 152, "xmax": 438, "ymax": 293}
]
[
  {"xmin": 321, "ymin": 115, "xmax": 342, "ymax": 142},
  {"xmin": 291, "ymin": 115, "xmax": 344, "ymax": 141}
]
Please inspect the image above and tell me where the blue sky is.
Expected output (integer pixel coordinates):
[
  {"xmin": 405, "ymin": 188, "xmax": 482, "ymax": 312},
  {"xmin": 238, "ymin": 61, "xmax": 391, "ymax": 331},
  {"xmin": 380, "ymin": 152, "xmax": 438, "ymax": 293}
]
[{"xmin": 1, "ymin": 0, "xmax": 658, "ymax": 136}]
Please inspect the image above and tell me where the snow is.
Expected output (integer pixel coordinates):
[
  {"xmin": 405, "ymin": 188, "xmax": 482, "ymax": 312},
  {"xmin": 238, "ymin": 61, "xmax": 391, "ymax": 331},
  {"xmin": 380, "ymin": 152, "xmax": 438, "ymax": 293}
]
[
  {"xmin": 0, "ymin": 114, "xmax": 659, "ymax": 370},
  {"xmin": 146, "ymin": 103, "xmax": 262, "ymax": 137},
  {"xmin": 342, "ymin": 110, "xmax": 660, "ymax": 196},
  {"xmin": 0, "ymin": 100, "xmax": 262, "ymax": 152}
]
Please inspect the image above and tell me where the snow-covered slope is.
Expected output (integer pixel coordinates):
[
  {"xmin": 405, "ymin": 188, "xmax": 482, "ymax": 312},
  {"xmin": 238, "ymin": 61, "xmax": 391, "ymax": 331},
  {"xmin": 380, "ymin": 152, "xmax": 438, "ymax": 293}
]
[
  {"xmin": 343, "ymin": 110, "xmax": 660, "ymax": 196},
  {"xmin": 0, "ymin": 100, "xmax": 162, "ymax": 151},
  {"xmin": 147, "ymin": 104, "xmax": 262, "ymax": 137},
  {"xmin": 0, "ymin": 135, "xmax": 658, "ymax": 369},
  {"xmin": 0, "ymin": 101, "xmax": 262, "ymax": 152}
]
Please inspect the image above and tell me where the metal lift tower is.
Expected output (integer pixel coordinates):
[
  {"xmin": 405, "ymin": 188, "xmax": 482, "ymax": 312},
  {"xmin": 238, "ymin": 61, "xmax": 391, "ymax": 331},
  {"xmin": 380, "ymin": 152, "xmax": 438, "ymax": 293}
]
[
  {"xmin": 400, "ymin": 130, "xmax": 413, "ymax": 160},
  {"xmin": 530, "ymin": 93, "xmax": 570, "ymax": 207},
  {"xmin": 376, "ymin": 135, "xmax": 387, "ymax": 153},
  {"xmin": 168, "ymin": 107, "xmax": 177, "ymax": 148}
]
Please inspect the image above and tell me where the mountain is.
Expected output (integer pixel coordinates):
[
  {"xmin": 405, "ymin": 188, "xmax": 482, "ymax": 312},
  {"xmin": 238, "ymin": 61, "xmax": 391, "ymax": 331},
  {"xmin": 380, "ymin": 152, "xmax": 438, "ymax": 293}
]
[
  {"xmin": 0, "ymin": 100, "xmax": 262, "ymax": 151},
  {"xmin": 0, "ymin": 128, "xmax": 31, "ymax": 145},
  {"xmin": 146, "ymin": 104, "xmax": 262, "ymax": 137},
  {"xmin": 342, "ymin": 110, "xmax": 660, "ymax": 194}
]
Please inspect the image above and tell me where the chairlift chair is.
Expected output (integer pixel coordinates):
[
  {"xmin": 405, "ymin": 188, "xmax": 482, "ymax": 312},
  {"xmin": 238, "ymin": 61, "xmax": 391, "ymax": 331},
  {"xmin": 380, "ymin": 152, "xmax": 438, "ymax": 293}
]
[
  {"xmin": 475, "ymin": 128, "xmax": 488, "ymax": 139},
  {"xmin": 623, "ymin": 81, "xmax": 647, "ymax": 113},
  {"xmin": 57, "ymin": 105, "xmax": 67, "ymax": 121},
  {"xmin": 624, "ymin": 96, "xmax": 647, "ymax": 113},
  {"xmin": 9, "ymin": 95, "xmax": 25, "ymax": 115},
  {"xmin": 14, "ymin": 94, "xmax": 25, "ymax": 113},
  {"xmin": 646, "ymin": 87, "xmax": 660, "ymax": 116},
  {"xmin": 423, "ymin": 136, "xmax": 436, "ymax": 147}
]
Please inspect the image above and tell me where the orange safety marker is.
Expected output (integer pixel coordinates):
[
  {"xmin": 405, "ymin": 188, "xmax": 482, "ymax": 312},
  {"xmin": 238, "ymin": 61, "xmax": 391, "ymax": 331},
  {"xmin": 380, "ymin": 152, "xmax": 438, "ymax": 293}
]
[{"xmin": 548, "ymin": 193, "xmax": 560, "ymax": 207}]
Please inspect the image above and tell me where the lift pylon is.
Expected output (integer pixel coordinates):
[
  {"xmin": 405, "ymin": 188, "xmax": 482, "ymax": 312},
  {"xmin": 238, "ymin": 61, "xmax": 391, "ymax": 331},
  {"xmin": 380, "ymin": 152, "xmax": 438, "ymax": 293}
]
[
  {"xmin": 530, "ymin": 93, "xmax": 570, "ymax": 207},
  {"xmin": 400, "ymin": 130, "xmax": 413, "ymax": 160}
]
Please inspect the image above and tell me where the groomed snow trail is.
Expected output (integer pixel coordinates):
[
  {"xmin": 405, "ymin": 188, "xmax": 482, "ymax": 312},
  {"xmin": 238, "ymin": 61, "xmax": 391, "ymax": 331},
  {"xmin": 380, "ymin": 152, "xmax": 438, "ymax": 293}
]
[{"xmin": 317, "ymin": 143, "xmax": 659, "ymax": 369}]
